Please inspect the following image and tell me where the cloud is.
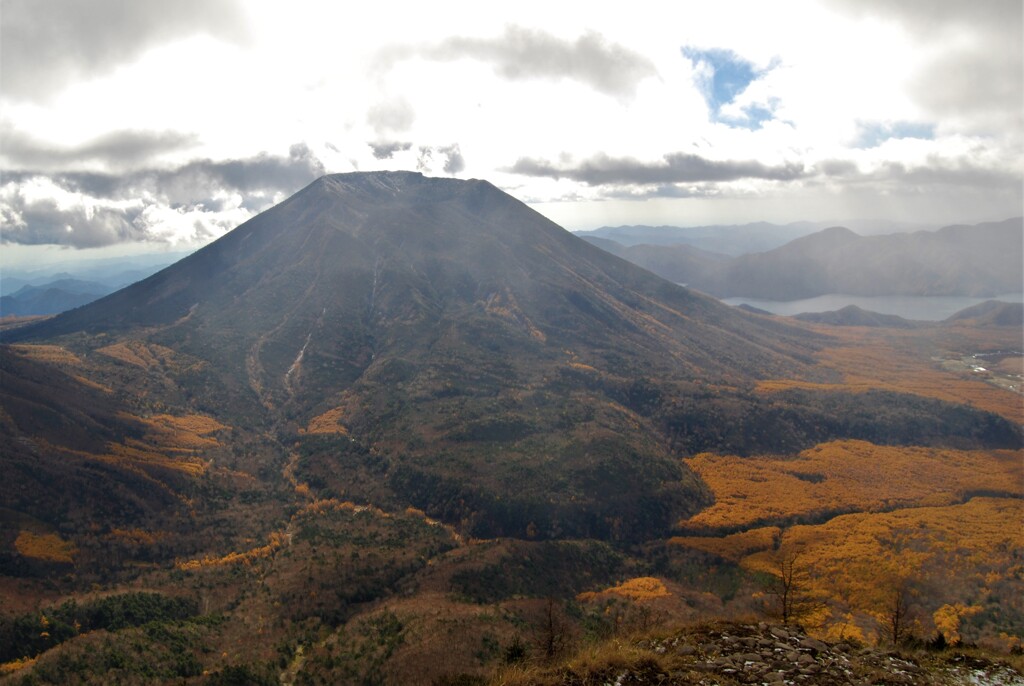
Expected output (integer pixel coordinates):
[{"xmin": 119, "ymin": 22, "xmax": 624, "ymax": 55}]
[
  {"xmin": 0, "ymin": 144, "xmax": 325, "ymax": 248},
  {"xmin": 0, "ymin": 0, "xmax": 248, "ymax": 102},
  {"xmin": 824, "ymin": 0, "xmax": 1023, "ymax": 134},
  {"xmin": 0, "ymin": 126, "xmax": 200, "ymax": 170},
  {"xmin": 0, "ymin": 177, "xmax": 148, "ymax": 248},
  {"xmin": 369, "ymin": 141, "xmax": 413, "ymax": 160},
  {"xmin": 508, "ymin": 152, "xmax": 806, "ymax": 185},
  {"xmin": 861, "ymin": 158, "xmax": 1022, "ymax": 190},
  {"xmin": 412, "ymin": 144, "xmax": 465, "ymax": 176},
  {"xmin": 438, "ymin": 144, "xmax": 465, "ymax": 175},
  {"xmin": 378, "ymin": 25, "xmax": 657, "ymax": 99},
  {"xmin": 367, "ymin": 98, "xmax": 416, "ymax": 136}
]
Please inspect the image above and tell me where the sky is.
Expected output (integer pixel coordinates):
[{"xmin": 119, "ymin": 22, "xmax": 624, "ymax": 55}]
[{"xmin": 1, "ymin": 0, "xmax": 1022, "ymax": 268}]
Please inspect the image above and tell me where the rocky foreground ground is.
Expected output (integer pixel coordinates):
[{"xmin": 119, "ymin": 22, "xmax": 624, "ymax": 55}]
[{"xmin": 513, "ymin": 622, "xmax": 1024, "ymax": 686}]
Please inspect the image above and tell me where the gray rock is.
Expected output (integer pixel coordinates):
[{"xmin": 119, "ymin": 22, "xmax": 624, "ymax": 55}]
[{"xmin": 800, "ymin": 637, "xmax": 829, "ymax": 652}]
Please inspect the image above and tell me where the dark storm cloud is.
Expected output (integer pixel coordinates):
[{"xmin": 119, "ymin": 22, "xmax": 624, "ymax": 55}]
[
  {"xmin": 369, "ymin": 141, "xmax": 413, "ymax": 160},
  {"xmin": 1, "ymin": 144, "xmax": 326, "ymax": 248},
  {"xmin": 1, "ymin": 127, "xmax": 200, "ymax": 170},
  {"xmin": 508, "ymin": 152, "xmax": 806, "ymax": 185},
  {"xmin": 379, "ymin": 25, "xmax": 657, "ymax": 99},
  {"xmin": 0, "ymin": 0, "xmax": 248, "ymax": 102},
  {"xmin": 825, "ymin": 0, "xmax": 1022, "ymax": 133}
]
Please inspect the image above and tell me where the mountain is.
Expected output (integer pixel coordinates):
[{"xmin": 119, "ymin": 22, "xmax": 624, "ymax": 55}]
[
  {"xmin": 590, "ymin": 219, "xmax": 1023, "ymax": 299},
  {"xmin": 580, "ymin": 238, "xmax": 729, "ymax": 285},
  {"xmin": 2, "ymin": 172, "xmax": 1023, "ymax": 684},
  {"xmin": 7, "ymin": 172, "xmax": 1016, "ymax": 546},
  {"xmin": 3, "ymin": 172, "xmax": 827, "ymax": 541},
  {"xmin": 945, "ymin": 300, "xmax": 1024, "ymax": 327},
  {"xmin": 574, "ymin": 221, "xmax": 824, "ymax": 255},
  {"xmin": 794, "ymin": 305, "xmax": 918, "ymax": 328},
  {"xmin": 0, "ymin": 252, "xmax": 190, "ymax": 294},
  {"xmin": 0, "ymin": 278, "xmax": 113, "ymax": 316}
]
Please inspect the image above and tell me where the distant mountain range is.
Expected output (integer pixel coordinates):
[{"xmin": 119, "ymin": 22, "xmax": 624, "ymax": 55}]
[
  {"xmin": 573, "ymin": 222, "xmax": 825, "ymax": 255},
  {"xmin": 0, "ymin": 278, "xmax": 114, "ymax": 316},
  {"xmin": 585, "ymin": 218, "xmax": 1023, "ymax": 299},
  {"xmin": 573, "ymin": 219, "xmax": 937, "ymax": 255}
]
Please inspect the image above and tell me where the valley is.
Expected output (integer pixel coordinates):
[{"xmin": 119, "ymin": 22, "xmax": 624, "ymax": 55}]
[{"xmin": 0, "ymin": 173, "xmax": 1021, "ymax": 685}]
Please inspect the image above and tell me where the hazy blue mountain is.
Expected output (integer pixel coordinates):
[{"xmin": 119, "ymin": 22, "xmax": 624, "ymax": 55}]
[
  {"xmin": 0, "ymin": 279, "xmax": 114, "ymax": 316},
  {"xmin": 574, "ymin": 221, "xmax": 825, "ymax": 255},
  {"xmin": 587, "ymin": 218, "xmax": 1023, "ymax": 300}
]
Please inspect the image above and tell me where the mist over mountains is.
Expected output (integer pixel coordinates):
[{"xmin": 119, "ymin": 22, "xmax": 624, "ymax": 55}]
[{"xmin": 585, "ymin": 218, "xmax": 1023, "ymax": 300}]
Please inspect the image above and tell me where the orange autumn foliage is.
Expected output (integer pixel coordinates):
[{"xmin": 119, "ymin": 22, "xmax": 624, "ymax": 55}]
[
  {"xmin": 176, "ymin": 532, "xmax": 287, "ymax": 570},
  {"xmin": 670, "ymin": 527, "xmax": 780, "ymax": 562},
  {"xmin": 102, "ymin": 441, "xmax": 209, "ymax": 476},
  {"xmin": 933, "ymin": 603, "xmax": 983, "ymax": 644},
  {"xmin": 681, "ymin": 440, "xmax": 1022, "ymax": 531},
  {"xmin": 95, "ymin": 339, "xmax": 187, "ymax": 370},
  {"xmin": 577, "ymin": 577, "xmax": 671, "ymax": 602},
  {"xmin": 135, "ymin": 413, "xmax": 228, "ymax": 451},
  {"xmin": 0, "ymin": 657, "xmax": 38, "ymax": 675},
  {"xmin": 740, "ymin": 498, "xmax": 1023, "ymax": 639},
  {"xmin": 757, "ymin": 327, "xmax": 1022, "ymax": 424},
  {"xmin": 14, "ymin": 531, "xmax": 77, "ymax": 563},
  {"xmin": 304, "ymin": 406, "xmax": 349, "ymax": 435}
]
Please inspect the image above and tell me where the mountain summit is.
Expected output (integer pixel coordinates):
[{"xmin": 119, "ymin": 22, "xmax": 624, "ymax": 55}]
[{"xmin": 11, "ymin": 172, "xmax": 814, "ymax": 409}]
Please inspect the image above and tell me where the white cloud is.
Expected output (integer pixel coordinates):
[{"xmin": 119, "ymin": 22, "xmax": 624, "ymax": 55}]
[{"xmin": 1, "ymin": 0, "xmax": 1020, "ymax": 254}]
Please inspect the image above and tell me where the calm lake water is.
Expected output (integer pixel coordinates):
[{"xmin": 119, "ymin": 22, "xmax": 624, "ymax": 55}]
[{"xmin": 720, "ymin": 293, "xmax": 1024, "ymax": 321}]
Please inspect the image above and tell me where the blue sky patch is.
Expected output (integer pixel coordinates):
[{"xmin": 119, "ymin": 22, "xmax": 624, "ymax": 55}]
[
  {"xmin": 682, "ymin": 47, "xmax": 775, "ymax": 129},
  {"xmin": 853, "ymin": 120, "xmax": 937, "ymax": 148}
]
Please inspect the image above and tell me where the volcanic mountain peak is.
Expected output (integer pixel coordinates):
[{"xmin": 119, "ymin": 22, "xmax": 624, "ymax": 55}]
[{"xmin": 3, "ymin": 172, "xmax": 1021, "ymax": 547}]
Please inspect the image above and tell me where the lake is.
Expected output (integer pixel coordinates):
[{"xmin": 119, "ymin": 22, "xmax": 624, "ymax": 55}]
[{"xmin": 719, "ymin": 293, "xmax": 1024, "ymax": 321}]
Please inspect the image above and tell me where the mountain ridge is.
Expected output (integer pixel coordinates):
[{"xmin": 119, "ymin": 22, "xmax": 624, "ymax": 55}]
[{"xmin": 589, "ymin": 217, "xmax": 1022, "ymax": 299}]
